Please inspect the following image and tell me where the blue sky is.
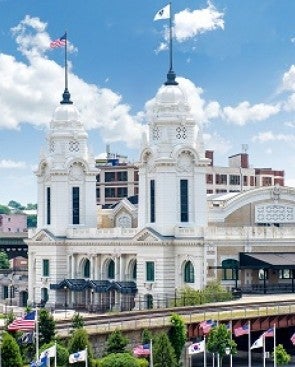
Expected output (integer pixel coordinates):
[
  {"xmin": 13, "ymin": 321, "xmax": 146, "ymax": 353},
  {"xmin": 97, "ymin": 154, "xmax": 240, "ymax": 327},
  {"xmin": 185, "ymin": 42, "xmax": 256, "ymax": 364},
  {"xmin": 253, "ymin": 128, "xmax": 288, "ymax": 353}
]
[{"xmin": 0, "ymin": 0, "xmax": 295, "ymax": 206}]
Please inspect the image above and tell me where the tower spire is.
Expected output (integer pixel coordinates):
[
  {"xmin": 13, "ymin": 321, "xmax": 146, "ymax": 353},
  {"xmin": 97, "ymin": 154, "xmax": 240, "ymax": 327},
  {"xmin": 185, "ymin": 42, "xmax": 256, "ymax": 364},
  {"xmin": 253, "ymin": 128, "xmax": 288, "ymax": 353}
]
[{"xmin": 60, "ymin": 31, "xmax": 73, "ymax": 104}]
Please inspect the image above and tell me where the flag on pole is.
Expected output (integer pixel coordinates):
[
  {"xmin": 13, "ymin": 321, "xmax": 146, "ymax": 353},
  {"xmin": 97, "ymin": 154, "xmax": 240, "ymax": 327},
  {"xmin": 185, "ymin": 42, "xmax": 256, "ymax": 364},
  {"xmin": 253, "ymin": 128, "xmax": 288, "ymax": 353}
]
[
  {"xmin": 50, "ymin": 33, "xmax": 67, "ymax": 48},
  {"xmin": 199, "ymin": 320, "xmax": 215, "ymax": 334},
  {"xmin": 133, "ymin": 343, "xmax": 150, "ymax": 357},
  {"xmin": 250, "ymin": 335, "xmax": 264, "ymax": 349},
  {"xmin": 291, "ymin": 333, "xmax": 295, "ymax": 345},
  {"xmin": 234, "ymin": 324, "xmax": 249, "ymax": 337},
  {"xmin": 30, "ymin": 354, "xmax": 47, "ymax": 367},
  {"xmin": 69, "ymin": 349, "xmax": 87, "ymax": 364},
  {"xmin": 154, "ymin": 4, "xmax": 170, "ymax": 21},
  {"xmin": 188, "ymin": 340, "xmax": 205, "ymax": 355},
  {"xmin": 8, "ymin": 310, "xmax": 36, "ymax": 332},
  {"xmin": 264, "ymin": 328, "xmax": 274, "ymax": 337},
  {"xmin": 40, "ymin": 344, "xmax": 56, "ymax": 359}
]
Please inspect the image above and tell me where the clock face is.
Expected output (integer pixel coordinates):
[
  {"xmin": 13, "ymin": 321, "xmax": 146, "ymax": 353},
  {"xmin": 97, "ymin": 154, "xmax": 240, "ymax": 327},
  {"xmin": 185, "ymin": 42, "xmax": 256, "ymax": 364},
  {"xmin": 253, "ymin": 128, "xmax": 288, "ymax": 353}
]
[
  {"xmin": 69, "ymin": 140, "xmax": 80, "ymax": 152},
  {"xmin": 49, "ymin": 140, "xmax": 55, "ymax": 153},
  {"xmin": 176, "ymin": 126, "xmax": 187, "ymax": 139}
]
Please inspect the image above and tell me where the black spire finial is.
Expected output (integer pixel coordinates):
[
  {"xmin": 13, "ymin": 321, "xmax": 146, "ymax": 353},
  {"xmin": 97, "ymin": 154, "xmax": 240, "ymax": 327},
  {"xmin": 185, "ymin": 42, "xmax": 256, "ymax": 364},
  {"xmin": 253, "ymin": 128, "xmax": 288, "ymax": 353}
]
[
  {"xmin": 165, "ymin": 69, "xmax": 178, "ymax": 85},
  {"xmin": 60, "ymin": 88, "xmax": 73, "ymax": 104}
]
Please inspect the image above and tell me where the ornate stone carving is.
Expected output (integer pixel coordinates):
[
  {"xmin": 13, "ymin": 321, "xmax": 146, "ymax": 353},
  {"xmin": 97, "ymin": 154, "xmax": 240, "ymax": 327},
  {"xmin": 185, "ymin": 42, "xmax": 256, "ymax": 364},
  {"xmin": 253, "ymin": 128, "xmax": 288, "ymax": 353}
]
[
  {"xmin": 255, "ymin": 204, "xmax": 295, "ymax": 223},
  {"xmin": 176, "ymin": 152, "xmax": 193, "ymax": 172},
  {"xmin": 69, "ymin": 162, "xmax": 84, "ymax": 181},
  {"xmin": 116, "ymin": 214, "xmax": 132, "ymax": 228}
]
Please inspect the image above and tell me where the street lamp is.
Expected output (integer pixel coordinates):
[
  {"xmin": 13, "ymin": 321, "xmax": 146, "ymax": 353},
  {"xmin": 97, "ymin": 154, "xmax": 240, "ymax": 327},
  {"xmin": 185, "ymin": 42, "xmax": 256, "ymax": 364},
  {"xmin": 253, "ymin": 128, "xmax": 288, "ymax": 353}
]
[
  {"xmin": 225, "ymin": 346, "xmax": 232, "ymax": 367},
  {"xmin": 63, "ymin": 285, "xmax": 67, "ymax": 319},
  {"xmin": 91, "ymin": 289, "xmax": 94, "ymax": 312}
]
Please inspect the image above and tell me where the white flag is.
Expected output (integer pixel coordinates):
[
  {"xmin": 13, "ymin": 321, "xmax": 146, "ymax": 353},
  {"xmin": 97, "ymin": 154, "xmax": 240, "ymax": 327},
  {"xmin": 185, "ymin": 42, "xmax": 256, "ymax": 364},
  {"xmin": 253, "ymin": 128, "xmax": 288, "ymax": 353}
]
[
  {"xmin": 69, "ymin": 349, "xmax": 87, "ymax": 364},
  {"xmin": 154, "ymin": 4, "xmax": 170, "ymax": 21},
  {"xmin": 188, "ymin": 340, "xmax": 205, "ymax": 355},
  {"xmin": 40, "ymin": 344, "xmax": 56, "ymax": 359},
  {"xmin": 250, "ymin": 336, "xmax": 264, "ymax": 350}
]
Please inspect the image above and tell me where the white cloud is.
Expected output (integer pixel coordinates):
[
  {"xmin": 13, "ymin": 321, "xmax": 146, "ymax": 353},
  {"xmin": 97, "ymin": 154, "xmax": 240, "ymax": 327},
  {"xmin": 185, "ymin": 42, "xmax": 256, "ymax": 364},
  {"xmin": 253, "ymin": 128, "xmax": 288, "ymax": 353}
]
[
  {"xmin": 0, "ymin": 16, "xmax": 145, "ymax": 149},
  {"xmin": 281, "ymin": 65, "xmax": 295, "ymax": 92},
  {"xmin": 144, "ymin": 76, "xmax": 220, "ymax": 126},
  {"xmin": 203, "ymin": 132, "xmax": 232, "ymax": 155},
  {"xmin": 284, "ymin": 121, "xmax": 295, "ymax": 128},
  {"xmin": 252, "ymin": 131, "xmax": 295, "ymax": 142},
  {"xmin": 155, "ymin": 1, "xmax": 224, "ymax": 52},
  {"xmin": 174, "ymin": 1, "xmax": 224, "ymax": 42},
  {"xmin": 0, "ymin": 159, "xmax": 27, "ymax": 169},
  {"xmin": 223, "ymin": 101, "xmax": 280, "ymax": 126}
]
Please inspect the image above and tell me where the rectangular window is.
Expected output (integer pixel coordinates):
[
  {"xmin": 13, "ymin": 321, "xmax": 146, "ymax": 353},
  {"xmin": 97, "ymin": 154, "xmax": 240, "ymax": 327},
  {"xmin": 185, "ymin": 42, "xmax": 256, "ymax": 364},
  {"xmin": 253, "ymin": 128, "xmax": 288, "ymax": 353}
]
[
  {"xmin": 105, "ymin": 172, "xmax": 116, "ymax": 182},
  {"xmin": 222, "ymin": 268, "xmax": 239, "ymax": 280},
  {"xmin": 43, "ymin": 259, "xmax": 50, "ymax": 277},
  {"xmin": 96, "ymin": 188, "xmax": 100, "ymax": 198},
  {"xmin": 117, "ymin": 171, "xmax": 128, "ymax": 182},
  {"xmin": 105, "ymin": 188, "xmax": 116, "ymax": 198},
  {"xmin": 206, "ymin": 174, "xmax": 213, "ymax": 184},
  {"xmin": 117, "ymin": 187, "xmax": 128, "ymax": 197},
  {"xmin": 46, "ymin": 187, "xmax": 51, "ymax": 225},
  {"xmin": 279, "ymin": 269, "xmax": 292, "ymax": 279},
  {"xmin": 72, "ymin": 187, "xmax": 80, "ymax": 225},
  {"xmin": 150, "ymin": 180, "xmax": 155, "ymax": 223},
  {"xmin": 180, "ymin": 180, "xmax": 189, "ymax": 222},
  {"xmin": 229, "ymin": 175, "xmax": 240, "ymax": 185},
  {"xmin": 146, "ymin": 261, "xmax": 155, "ymax": 281},
  {"xmin": 243, "ymin": 175, "xmax": 248, "ymax": 186},
  {"xmin": 216, "ymin": 174, "xmax": 227, "ymax": 184}
]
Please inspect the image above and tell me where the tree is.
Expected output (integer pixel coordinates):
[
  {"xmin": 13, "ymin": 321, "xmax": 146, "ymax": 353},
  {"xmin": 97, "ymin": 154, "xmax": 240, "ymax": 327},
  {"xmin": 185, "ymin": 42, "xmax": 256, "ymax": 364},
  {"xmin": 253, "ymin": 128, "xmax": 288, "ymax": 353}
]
[
  {"xmin": 0, "ymin": 252, "xmax": 9, "ymax": 269},
  {"xmin": 8, "ymin": 200, "xmax": 25, "ymax": 210},
  {"xmin": 38, "ymin": 308, "xmax": 56, "ymax": 344},
  {"xmin": 169, "ymin": 313, "xmax": 186, "ymax": 363},
  {"xmin": 207, "ymin": 324, "xmax": 237, "ymax": 367},
  {"xmin": 26, "ymin": 203, "xmax": 37, "ymax": 210},
  {"xmin": 68, "ymin": 328, "xmax": 93, "ymax": 367},
  {"xmin": 105, "ymin": 329, "xmax": 129, "ymax": 355},
  {"xmin": 1, "ymin": 331, "xmax": 23, "ymax": 367},
  {"xmin": 153, "ymin": 332, "xmax": 177, "ymax": 367},
  {"xmin": 0, "ymin": 205, "xmax": 10, "ymax": 214},
  {"xmin": 71, "ymin": 312, "xmax": 85, "ymax": 330},
  {"xmin": 99, "ymin": 353, "xmax": 148, "ymax": 367},
  {"xmin": 40, "ymin": 341, "xmax": 69, "ymax": 367},
  {"xmin": 272, "ymin": 344, "xmax": 291, "ymax": 366},
  {"xmin": 141, "ymin": 328, "xmax": 153, "ymax": 345},
  {"xmin": 27, "ymin": 214, "xmax": 37, "ymax": 228}
]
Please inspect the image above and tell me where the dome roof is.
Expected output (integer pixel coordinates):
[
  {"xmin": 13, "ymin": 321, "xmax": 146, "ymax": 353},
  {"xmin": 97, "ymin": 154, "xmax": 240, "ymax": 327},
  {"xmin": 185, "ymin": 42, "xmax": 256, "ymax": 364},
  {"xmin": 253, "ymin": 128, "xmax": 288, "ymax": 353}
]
[
  {"xmin": 53, "ymin": 103, "xmax": 80, "ymax": 122},
  {"xmin": 155, "ymin": 84, "xmax": 187, "ymax": 105}
]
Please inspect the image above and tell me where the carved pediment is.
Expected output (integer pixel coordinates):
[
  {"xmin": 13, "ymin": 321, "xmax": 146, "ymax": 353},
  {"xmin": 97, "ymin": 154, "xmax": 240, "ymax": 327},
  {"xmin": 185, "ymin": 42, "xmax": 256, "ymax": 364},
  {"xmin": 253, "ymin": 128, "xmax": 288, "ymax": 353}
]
[
  {"xmin": 31, "ymin": 230, "xmax": 55, "ymax": 242},
  {"xmin": 133, "ymin": 228, "xmax": 162, "ymax": 242}
]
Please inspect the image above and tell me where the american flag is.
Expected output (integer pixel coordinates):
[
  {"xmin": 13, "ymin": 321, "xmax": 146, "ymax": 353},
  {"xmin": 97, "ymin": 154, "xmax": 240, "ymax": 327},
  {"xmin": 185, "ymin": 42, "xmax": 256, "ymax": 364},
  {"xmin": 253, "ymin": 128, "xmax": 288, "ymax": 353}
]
[
  {"xmin": 234, "ymin": 324, "xmax": 249, "ymax": 337},
  {"xmin": 50, "ymin": 33, "xmax": 67, "ymax": 48},
  {"xmin": 8, "ymin": 310, "xmax": 36, "ymax": 332},
  {"xmin": 264, "ymin": 328, "xmax": 274, "ymax": 337},
  {"xmin": 290, "ymin": 333, "xmax": 295, "ymax": 345},
  {"xmin": 199, "ymin": 320, "xmax": 215, "ymax": 334}
]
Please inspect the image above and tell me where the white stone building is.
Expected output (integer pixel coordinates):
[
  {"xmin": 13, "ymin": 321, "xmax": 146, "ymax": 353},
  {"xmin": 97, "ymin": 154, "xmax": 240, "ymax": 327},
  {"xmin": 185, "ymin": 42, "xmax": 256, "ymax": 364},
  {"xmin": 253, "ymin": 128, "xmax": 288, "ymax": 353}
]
[{"xmin": 27, "ymin": 72, "xmax": 295, "ymax": 311}]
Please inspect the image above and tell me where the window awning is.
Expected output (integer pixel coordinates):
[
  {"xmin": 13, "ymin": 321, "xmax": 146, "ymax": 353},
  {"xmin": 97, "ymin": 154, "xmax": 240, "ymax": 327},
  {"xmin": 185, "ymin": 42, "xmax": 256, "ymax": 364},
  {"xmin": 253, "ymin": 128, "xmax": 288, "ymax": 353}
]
[
  {"xmin": 240, "ymin": 253, "xmax": 295, "ymax": 269},
  {"xmin": 113, "ymin": 281, "xmax": 137, "ymax": 294},
  {"xmin": 50, "ymin": 279, "xmax": 88, "ymax": 291},
  {"xmin": 50, "ymin": 279, "xmax": 138, "ymax": 294}
]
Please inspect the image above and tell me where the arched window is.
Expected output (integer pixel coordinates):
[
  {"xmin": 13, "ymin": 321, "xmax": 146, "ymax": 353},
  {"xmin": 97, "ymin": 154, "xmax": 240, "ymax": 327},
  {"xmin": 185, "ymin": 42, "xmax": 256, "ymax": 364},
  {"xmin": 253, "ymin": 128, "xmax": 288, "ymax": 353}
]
[
  {"xmin": 132, "ymin": 261, "xmax": 137, "ymax": 280},
  {"xmin": 184, "ymin": 261, "xmax": 194, "ymax": 283},
  {"xmin": 108, "ymin": 259, "xmax": 115, "ymax": 279},
  {"xmin": 83, "ymin": 259, "xmax": 90, "ymax": 278}
]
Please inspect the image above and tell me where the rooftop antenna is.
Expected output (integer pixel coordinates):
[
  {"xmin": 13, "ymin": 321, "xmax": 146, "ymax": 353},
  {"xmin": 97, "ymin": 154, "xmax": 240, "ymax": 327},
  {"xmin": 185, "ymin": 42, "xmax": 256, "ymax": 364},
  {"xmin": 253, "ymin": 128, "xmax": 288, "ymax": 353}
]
[{"xmin": 242, "ymin": 144, "xmax": 248, "ymax": 154}]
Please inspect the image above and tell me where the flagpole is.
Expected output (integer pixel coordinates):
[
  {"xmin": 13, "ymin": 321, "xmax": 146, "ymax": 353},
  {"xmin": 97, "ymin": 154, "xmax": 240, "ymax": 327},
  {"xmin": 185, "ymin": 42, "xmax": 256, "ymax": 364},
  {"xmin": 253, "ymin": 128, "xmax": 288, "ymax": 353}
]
[
  {"xmin": 61, "ymin": 31, "xmax": 72, "ymax": 104},
  {"xmin": 85, "ymin": 346, "xmax": 88, "ymax": 367},
  {"xmin": 273, "ymin": 324, "xmax": 276, "ymax": 367},
  {"xmin": 229, "ymin": 321, "xmax": 233, "ymax": 367},
  {"xmin": 169, "ymin": 2, "xmax": 173, "ymax": 72},
  {"xmin": 248, "ymin": 320, "xmax": 251, "ymax": 367},
  {"xmin": 263, "ymin": 333, "xmax": 266, "ymax": 367},
  {"xmin": 204, "ymin": 335, "xmax": 207, "ymax": 367},
  {"xmin": 212, "ymin": 353, "xmax": 215, "ymax": 367},
  {"xmin": 150, "ymin": 339, "xmax": 153, "ymax": 367},
  {"xmin": 36, "ymin": 307, "xmax": 39, "ymax": 363},
  {"xmin": 54, "ymin": 341, "xmax": 57, "ymax": 367}
]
